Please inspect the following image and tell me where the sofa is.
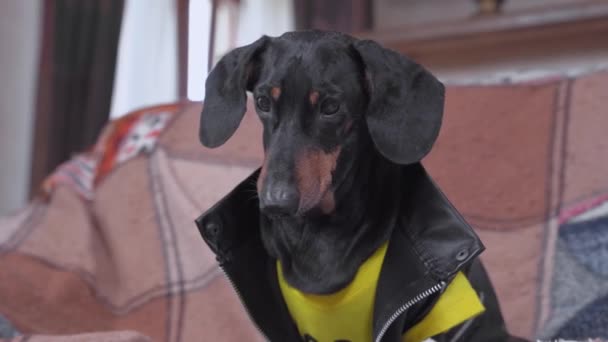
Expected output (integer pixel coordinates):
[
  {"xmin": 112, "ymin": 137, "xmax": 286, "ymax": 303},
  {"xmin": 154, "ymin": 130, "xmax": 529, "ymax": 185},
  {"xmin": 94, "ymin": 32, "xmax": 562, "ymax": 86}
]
[{"xmin": 1, "ymin": 66, "xmax": 607, "ymax": 341}]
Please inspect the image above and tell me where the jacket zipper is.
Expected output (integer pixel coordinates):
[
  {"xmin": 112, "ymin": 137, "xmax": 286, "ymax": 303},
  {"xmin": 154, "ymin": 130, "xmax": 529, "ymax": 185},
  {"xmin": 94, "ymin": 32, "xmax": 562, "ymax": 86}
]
[
  {"xmin": 220, "ymin": 264, "xmax": 272, "ymax": 342},
  {"xmin": 222, "ymin": 254, "xmax": 445, "ymax": 342},
  {"xmin": 375, "ymin": 281, "xmax": 447, "ymax": 342}
]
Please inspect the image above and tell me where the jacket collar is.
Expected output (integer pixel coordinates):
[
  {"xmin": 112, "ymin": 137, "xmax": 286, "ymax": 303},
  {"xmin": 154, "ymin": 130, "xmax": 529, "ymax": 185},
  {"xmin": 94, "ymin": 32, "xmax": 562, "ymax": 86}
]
[
  {"xmin": 195, "ymin": 163, "xmax": 484, "ymax": 341},
  {"xmin": 370, "ymin": 163, "xmax": 484, "ymax": 340}
]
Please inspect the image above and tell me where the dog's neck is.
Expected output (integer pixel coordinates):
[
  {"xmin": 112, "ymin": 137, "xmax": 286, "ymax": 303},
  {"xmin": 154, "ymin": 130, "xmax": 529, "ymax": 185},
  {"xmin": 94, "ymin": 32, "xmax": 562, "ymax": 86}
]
[{"xmin": 260, "ymin": 146, "xmax": 404, "ymax": 294}]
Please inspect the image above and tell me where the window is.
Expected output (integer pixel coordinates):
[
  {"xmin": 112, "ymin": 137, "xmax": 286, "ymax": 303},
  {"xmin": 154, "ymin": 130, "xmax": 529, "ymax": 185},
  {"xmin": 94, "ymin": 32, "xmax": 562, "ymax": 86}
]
[{"xmin": 186, "ymin": 0, "xmax": 295, "ymax": 101}]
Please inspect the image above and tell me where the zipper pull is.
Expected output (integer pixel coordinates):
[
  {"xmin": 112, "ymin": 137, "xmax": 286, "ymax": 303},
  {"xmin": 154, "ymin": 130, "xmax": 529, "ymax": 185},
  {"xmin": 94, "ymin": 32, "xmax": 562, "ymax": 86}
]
[{"xmin": 439, "ymin": 280, "xmax": 448, "ymax": 294}]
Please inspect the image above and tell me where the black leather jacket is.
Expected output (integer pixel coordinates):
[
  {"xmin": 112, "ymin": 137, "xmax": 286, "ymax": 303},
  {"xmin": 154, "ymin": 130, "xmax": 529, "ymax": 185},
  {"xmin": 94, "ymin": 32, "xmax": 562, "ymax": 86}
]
[{"xmin": 196, "ymin": 163, "xmax": 526, "ymax": 342}]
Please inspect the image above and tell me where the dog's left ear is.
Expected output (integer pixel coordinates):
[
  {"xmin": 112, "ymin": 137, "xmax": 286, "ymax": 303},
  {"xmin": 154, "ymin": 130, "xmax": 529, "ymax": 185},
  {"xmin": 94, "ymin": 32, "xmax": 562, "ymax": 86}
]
[
  {"xmin": 199, "ymin": 36, "xmax": 270, "ymax": 148},
  {"xmin": 353, "ymin": 39, "xmax": 444, "ymax": 165}
]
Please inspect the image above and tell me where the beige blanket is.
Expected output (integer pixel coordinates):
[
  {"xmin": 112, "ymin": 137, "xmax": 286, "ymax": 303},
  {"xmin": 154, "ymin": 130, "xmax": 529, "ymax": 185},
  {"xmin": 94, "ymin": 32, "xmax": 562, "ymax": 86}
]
[{"xmin": 1, "ymin": 69, "xmax": 607, "ymax": 341}]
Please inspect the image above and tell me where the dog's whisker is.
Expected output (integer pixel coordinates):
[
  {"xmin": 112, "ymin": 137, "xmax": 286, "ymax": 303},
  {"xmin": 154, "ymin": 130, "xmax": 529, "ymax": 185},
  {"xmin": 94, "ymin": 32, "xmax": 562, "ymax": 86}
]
[
  {"xmin": 246, "ymin": 178, "xmax": 258, "ymax": 187},
  {"xmin": 246, "ymin": 192, "xmax": 260, "ymax": 203},
  {"xmin": 243, "ymin": 188, "xmax": 259, "ymax": 196}
]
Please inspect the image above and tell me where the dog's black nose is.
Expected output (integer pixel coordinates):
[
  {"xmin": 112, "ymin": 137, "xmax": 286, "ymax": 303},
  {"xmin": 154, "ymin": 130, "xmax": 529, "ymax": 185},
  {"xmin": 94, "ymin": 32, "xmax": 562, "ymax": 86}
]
[{"xmin": 260, "ymin": 185, "xmax": 299, "ymax": 216}]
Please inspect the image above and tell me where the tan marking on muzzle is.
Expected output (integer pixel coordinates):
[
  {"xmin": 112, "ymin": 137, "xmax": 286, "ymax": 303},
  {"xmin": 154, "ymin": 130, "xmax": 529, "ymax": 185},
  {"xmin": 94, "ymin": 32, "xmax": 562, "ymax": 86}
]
[
  {"xmin": 257, "ymin": 156, "xmax": 269, "ymax": 194},
  {"xmin": 295, "ymin": 147, "xmax": 341, "ymax": 213},
  {"xmin": 271, "ymin": 87, "xmax": 281, "ymax": 100},
  {"xmin": 320, "ymin": 191, "xmax": 336, "ymax": 214},
  {"xmin": 309, "ymin": 91, "xmax": 320, "ymax": 106}
]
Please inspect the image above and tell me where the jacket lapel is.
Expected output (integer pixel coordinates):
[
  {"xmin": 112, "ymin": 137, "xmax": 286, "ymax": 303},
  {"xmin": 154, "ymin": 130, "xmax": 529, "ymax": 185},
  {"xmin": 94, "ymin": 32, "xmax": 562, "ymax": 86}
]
[
  {"xmin": 196, "ymin": 170, "xmax": 301, "ymax": 341},
  {"xmin": 372, "ymin": 163, "xmax": 484, "ymax": 340}
]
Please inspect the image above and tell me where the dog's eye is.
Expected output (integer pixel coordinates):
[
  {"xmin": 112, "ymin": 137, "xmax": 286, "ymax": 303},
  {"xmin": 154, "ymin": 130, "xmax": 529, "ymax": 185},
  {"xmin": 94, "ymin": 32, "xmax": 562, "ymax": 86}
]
[
  {"xmin": 256, "ymin": 96, "xmax": 271, "ymax": 112},
  {"xmin": 320, "ymin": 99, "xmax": 340, "ymax": 115}
]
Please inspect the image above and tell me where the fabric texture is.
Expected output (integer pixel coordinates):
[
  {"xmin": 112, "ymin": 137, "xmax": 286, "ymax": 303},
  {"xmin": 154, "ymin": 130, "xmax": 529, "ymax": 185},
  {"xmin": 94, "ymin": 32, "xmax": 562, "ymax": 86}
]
[
  {"xmin": 0, "ymin": 314, "xmax": 18, "ymax": 339},
  {"xmin": 1, "ymin": 68, "xmax": 608, "ymax": 341}
]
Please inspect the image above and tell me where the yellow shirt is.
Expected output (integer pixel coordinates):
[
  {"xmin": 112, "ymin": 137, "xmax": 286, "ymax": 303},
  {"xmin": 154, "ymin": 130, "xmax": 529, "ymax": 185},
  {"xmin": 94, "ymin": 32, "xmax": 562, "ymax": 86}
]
[{"xmin": 277, "ymin": 243, "xmax": 485, "ymax": 342}]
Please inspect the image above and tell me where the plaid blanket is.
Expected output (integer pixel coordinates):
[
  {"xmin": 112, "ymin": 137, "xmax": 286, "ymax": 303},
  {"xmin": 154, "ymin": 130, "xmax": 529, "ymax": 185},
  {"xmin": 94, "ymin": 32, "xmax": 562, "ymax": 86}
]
[{"xmin": 1, "ymin": 68, "xmax": 607, "ymax": 341}]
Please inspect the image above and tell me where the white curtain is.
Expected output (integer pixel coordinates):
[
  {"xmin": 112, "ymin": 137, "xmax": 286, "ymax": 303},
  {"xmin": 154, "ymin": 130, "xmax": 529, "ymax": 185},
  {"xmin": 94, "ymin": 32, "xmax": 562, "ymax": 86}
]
[
  {"xmin": 187, "ymin": 0, "xmax": 294, "ymax": 101},
  {"xmin": 110, "ymin": 0, "xmax": 294, "ymax": 111},
  {"xmin": 110, "ymin": 0, "xmax": 178, "ymax": 118}
]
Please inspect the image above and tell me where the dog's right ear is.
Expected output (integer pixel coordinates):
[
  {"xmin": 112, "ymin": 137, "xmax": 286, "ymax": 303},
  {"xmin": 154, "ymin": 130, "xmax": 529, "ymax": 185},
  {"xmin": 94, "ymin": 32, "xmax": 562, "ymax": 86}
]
[{"xmin": 199, "ymin": 36, "xmax": 270, "ymax": 148}]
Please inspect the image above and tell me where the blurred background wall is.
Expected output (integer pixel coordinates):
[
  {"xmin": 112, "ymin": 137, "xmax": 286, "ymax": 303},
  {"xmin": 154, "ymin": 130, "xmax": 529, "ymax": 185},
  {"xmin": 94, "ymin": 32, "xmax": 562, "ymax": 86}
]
[
  {"xmin": 368, "ymin": 0, "xmax": 608, "ymax": 81},
  {"xmin": 0, "ymin": 1, "xmax": 41, "ymax": 215}
]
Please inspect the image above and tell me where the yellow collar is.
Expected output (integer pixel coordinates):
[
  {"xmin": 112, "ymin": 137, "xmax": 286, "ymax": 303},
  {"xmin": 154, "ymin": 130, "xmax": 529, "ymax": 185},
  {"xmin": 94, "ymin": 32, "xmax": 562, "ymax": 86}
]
[
  {"xmin": 278, "ymin": 242, "xmax": 485, "ymax": 342},
  {"xmin": 279, "ymin": 243, "xmax": 389, "ymax": 308},
  {"xmin": 277, "ymin": 243, "xmax": 388, "ymax": 341}
]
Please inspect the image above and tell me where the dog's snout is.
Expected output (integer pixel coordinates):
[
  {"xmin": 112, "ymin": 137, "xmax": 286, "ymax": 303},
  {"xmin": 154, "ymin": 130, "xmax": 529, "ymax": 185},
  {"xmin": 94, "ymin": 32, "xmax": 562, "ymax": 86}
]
[{"xmin": 260, "ymin": 183, "xmax": 299, "ymax": 215}]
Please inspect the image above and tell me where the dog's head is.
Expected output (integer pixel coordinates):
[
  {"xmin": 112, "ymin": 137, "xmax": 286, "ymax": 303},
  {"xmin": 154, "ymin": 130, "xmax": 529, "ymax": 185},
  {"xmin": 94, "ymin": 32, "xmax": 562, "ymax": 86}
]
[{"xmin": 200, "ymin": 31, "xmax": 444, "ymax": 219}]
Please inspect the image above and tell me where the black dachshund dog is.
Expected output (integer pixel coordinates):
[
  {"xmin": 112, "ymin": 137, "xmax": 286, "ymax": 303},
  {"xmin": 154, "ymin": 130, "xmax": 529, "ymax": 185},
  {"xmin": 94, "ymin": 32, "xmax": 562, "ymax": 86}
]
[{"xmin": 196, "ymin": 30, "xmax": 526, "ymax": 342}]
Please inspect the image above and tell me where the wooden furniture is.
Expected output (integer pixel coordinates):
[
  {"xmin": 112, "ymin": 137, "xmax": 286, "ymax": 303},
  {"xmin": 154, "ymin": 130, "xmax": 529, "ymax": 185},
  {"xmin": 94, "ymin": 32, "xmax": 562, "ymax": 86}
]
[{"xmin": 359, "ymin": 0, "xmax": 608, "ymax": 80}]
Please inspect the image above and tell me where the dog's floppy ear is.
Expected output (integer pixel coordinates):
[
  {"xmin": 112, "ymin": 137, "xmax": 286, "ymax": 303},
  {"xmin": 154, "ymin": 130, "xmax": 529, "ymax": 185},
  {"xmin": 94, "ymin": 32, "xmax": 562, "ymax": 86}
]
[
  {"xmin": 353, "ymin": 39, "xmax": 444, "ymax": 164},
  {"xmin": 199, "ymin": 36, "xmax": 270, "ymax": 147}
]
